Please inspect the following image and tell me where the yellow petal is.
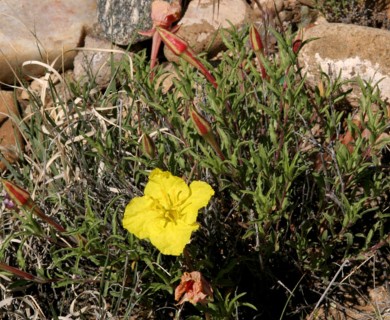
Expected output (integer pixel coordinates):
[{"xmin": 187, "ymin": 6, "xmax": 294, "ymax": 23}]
[
  {"xmin": 145, "ymin": 169, "xmax": 190, "ymax": 207},
  {"xmin": 181, "ymin": 181, "xmax": 215, "ymax": 223},
  {"xmin": 148, "ymin": 219, "xmax": 199, "ymax": 255},
  {"xmin": 122, "ymin": 196, "xmax": 161, "ymax": 239}
]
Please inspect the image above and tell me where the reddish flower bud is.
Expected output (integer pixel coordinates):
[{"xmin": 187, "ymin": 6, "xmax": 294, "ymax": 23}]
[
  {"xmin": 0, "ymin": 261, "xmax": 46, "ymax": 283},
  {"xmin": 2, "ymin": 179, "xmax": 30, "ymax": 207},
  {"xmin": 249, "ymin": 24, "xmax": 268, "ymax": 80},
  {"xmin": 190, "ymin": 108, "xmax": 212, "ymax": 137},
  {"xmin": 1, "ymin": 179, "xmax": 66, "ymax": 233},
  {"xmin": 156, "ymin": 27, "xmax": 218, "ymax": 88},
  {"xmin": 157, "ymin": 27, "xmax": 187, "ymax": 56},
  {"xmin": 249, "ymin": 24, "xmax": 264, "ymax": 54},
  {"xmin": 190, "ymin": 108, "xmax": 225, "ymax": 161},
  {"xmin": 292, "ymin": 39, "xmax": 302, "ymax": 54}
]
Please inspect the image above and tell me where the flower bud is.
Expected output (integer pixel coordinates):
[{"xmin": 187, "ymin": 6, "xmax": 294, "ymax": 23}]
[
  {"xmin": 141, "ymin": 133, "xmax": 157, "ymax": 159},
  {"xmin": 1, "ymin": 179, "xmax": 66, "ymax": 233},
  {"xmin": 156, "ymin": 27, "xmax": 218, "ymax": 88},
  {"xmin": 157, "ymin": 27, "xmax": 188, "ymax": 56},
  {"xmin": 2, "ymin": 179, "xmax": 29, "ymax": 207},
  {"xmin": 249, "ymin": 24, "xmax": 264, "ymax": 54},
  {"xmin": 249, "ymin": 24, "xmax": 268, "ymax": 80},
  {"xmin": 190, "ymin": 108, "xmax": 225, "ymax": 161},
  {"xmin": 292, "ymin": 39, "xmax": 302, "ymax": 54},
  {"xmin": 190, "ymin": 108, "xmax": 212, "ymax": 137},
  {"xmin": 317, "ymin": 80, "xmax": 325, "ymax": 98}
]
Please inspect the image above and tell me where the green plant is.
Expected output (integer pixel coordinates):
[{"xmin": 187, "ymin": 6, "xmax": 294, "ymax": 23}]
[{"xmin": 0, "ymin": 19, "xmax": 388, "ymax": 320}]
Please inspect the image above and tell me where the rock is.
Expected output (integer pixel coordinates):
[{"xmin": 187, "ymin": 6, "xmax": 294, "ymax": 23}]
[
  {"xmin": 312, "ymin": 285, "xmax": 390, "ymax": 320},
  {"xmin": 388, "ymin": 5, "xmax": 390, "ymax": 20},
  {"xmin": 0, "ymin": 0, "xmax": 97, "ymax": 85},
  {"xmin": 97, "ymin": 0, "xmax": 154, "ymax": 45},
  {"xmin": 282, "ymin": 0, "xmax": 322, "ymax": 27},
  {"xmin": 251, "ymin": 0, "xmax": 284, "ymax": 13},
  {"xmin": 250, "ymin": 0, "xmax": 322, "ymax": 35},
  {"xmin": 297, "ymin": 0, "xmax": 318, "ymax": 8},
  {"xmin": 73, "ymin": 36, "xmax": 129, "ymax": 87},
  {"xmin": 0, "ymin": 92, "xmax": 19, "ymax": 126},
  {"xmin": 0, "ymin": 91, "xmax": 23, "ymax": 171},
  {"xmin": 164, "ymin": 0, "xmax": 255, "ymax": 62},
  {"xmin": 298, "ymin": 23, "xmax": 390, "ymax": 107}
]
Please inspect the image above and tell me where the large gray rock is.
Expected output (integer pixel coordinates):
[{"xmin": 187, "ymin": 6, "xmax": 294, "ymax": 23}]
[
  {"xmin": 97, "ymin": 0, "xmax": 154, "ymax": 45},
  {"xmin": 299, "ymin": 22, "xmax": 390, "ymax": 106},
  {"xmin": 0, "ymin": 0, "xmax": 97, "ymax": 85}
]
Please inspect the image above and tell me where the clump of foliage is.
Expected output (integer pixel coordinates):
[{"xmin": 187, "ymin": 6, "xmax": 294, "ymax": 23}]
[
  {"xmin": 318, "ymin": 0, "xmax": 390, "ymax": 29},
  {"xmin": 0, "ymin": 21, "xmax": 389, "ymax": 320}
]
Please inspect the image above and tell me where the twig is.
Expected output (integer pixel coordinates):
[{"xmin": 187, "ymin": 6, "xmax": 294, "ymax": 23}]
[{"xmin": 309, "ymin": 259, "xmax": 350, "ymax": 320}]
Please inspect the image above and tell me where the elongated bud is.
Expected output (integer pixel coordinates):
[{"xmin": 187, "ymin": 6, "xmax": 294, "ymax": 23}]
[
  {"xmin": 157, "ymin": 27, "xmax": 218, "ymax": 88},
  {"xmin": 0, "ymin": 261, "xmax": 47, "ymax": 283},
  {"xmin": 292, "ymin": 39, "xmax": 302, "ymax": 54},
  {"xmin": 2, "ymin": 179, "xmax": 30, "ymax": 207},
  {"xmin": 249, "ymin": 24, "xmax": 264, "ymax": 53},
  {"xmin": 157, "ymin": 27, "xmax": 188, "ymax": 56},
  {"xmin": 293, "ymin": 28, "xmax": 303, "ymax": 54},
  {"xmin": 190, "ymin": 108, "xmax": 225, "ymax": 161},
  {"xmin": 2, "ymin": 179, "xmax": 66, "ymax": 233},
  {"xmin": 141, "ymin": 133, "xmax": 157, "ymax": 158},
  {"xmin": 317, "ymin": 80, "xmax": 325, "ymax": 98},
  {"xmin": 249, "ymin": 24, "xmax": 268, "ymax": 80},
  {"xmin": 190, "ymin": 108, "xmax": 212, "ymax": 136}
]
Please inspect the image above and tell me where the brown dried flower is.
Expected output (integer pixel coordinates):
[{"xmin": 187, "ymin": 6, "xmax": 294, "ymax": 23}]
[{"xmin": 174, "ymin": 271, "xmax": 213, "ymax": 305}]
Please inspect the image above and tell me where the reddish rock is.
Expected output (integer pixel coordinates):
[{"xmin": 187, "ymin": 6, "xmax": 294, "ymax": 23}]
[
  {"xmin": 164, "ymin": 0, "xmax": 255, "ymax": 62},
  {"xmin": 0, "ymin": 0, "xmax": 97, "ymax": 85},
  {"xmin": 0, "ymin": 91, "xmax": 23, "ymax": 171}
]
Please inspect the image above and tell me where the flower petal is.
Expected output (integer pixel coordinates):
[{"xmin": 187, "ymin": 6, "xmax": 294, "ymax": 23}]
[
  {"xmin": 122, "ymin": 196, "xmax": 161, "ymax": 239},
  {"xmin": 148, "ymin": 219, "xmax": 199, "ymax": 256},
  {"xmin": 181, "ymin": 181, "xmax": 214, "ymax": 223},
  {"xmin": 175, "ymin": 271, "xmax": 213, "ymax": 305},
  {"xmin": 145, "ymin": 169, "xmax": 190, "ymax": 207}
]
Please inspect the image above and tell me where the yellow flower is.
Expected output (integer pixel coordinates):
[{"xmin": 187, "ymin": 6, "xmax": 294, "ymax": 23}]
[{"xmin": 122, "ymin": 168, "xmax": 214, "ymax": 256}]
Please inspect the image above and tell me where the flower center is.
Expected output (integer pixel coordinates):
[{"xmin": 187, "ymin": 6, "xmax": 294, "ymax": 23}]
[
  {"xmin": 161, "ymin": 191, "xmax": 188, "ymax": 224},
  {"xmin": 164, "ymin": 207, "xmax": 179, "ymax": 223}
]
